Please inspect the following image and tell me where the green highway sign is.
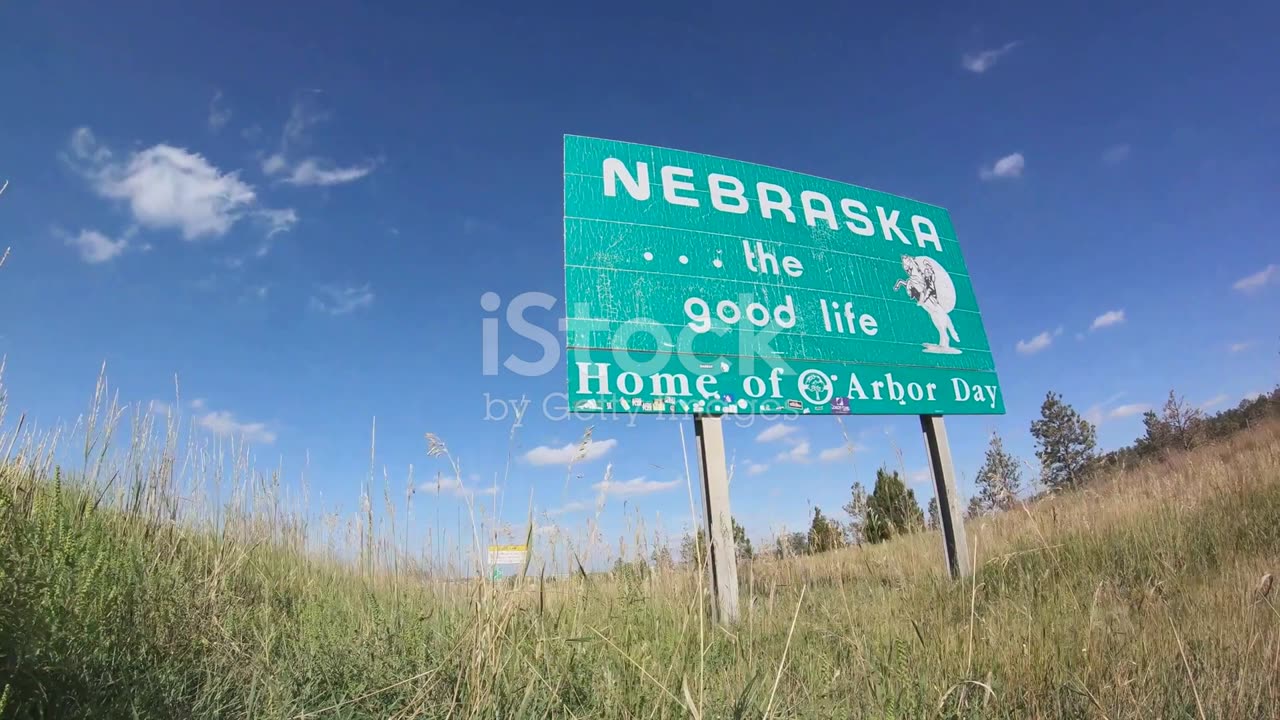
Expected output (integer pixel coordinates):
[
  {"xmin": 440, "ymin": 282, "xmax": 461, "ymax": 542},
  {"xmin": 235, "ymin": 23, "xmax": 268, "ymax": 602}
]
[{"xmin": 563, "ymin": 136, "xmax": 1005, "ymax": 416}]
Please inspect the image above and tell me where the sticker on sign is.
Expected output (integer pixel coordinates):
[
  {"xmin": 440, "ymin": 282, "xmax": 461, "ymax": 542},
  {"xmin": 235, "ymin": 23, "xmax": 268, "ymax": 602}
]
[{"xmin": 563, "ymin": 135, "xmax": 1004, "ymax": 416}]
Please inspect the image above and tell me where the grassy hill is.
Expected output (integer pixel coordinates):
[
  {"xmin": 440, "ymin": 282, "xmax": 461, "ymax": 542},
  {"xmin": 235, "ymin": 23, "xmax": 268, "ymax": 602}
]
[{"xmin": 1, "ymin": 413, "xmax": 1278, "ymax": 717}]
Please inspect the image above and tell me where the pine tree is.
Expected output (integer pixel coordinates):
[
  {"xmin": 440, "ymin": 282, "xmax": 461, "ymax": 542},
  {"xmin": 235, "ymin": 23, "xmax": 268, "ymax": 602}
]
[
  {"xmin": 679, "ymin": 529, "xmax": 706, "ymax": 567},
  {"xmin": 974, "ymin": 431, "xmax": 1023, "ymax": 511},
  {"xmin": 1029, "ymin": 391, "xmax": 1098, "ymax": 489},
  {"xmin": 731, "ymin": 517, "xmax": 754, "ymax": 560},
  {"xmin": 1139, "ymin": 389, "xmax": 1206, "ymax": 453},
  {"xmin": 864, "ymin": 468, "xmax": 926, "ymax": 543},
  {"xmin": 842, "ymin": 481, "xmax": 870, "ymax": 545},
  {"xmin": 807, "ymin": 507, "xmax": 842, "ymax": 553},
  {"xmin": 651, "ymin": 544, "xmax": 674, "ymax": 571},
  {"xmin": 774, "ymin": 531, "xmax": 809, "ymax": 558},
  {"xmin": 926, "ymin": 496, "xmax": 941, "ymax": 531},
  {"xmin": 965, "ymin": 494, "xmax": 985, "ymax": 520}
]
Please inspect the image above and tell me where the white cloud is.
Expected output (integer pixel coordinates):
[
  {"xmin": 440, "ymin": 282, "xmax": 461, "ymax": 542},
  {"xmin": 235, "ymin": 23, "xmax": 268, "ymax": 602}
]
[
  {"xmin": 281, "ymin": 157, "xmax": 377, "ymax": 187},
  {"xmin": 548, "ymin": 500, "xmax": 590, "ymax": 517},
  {"xmin": 1090, "ymin": 309, "xmax": 1126, "ymax": 330},
  {"xmin": 1102, "ymin": 144, "xmax": 1131, "ymax": 165},
  {"xmin": 261, "ymin": 153, "xmax": 289, "ymax": 175},
  {"xmin": 908, "ymin": 468, "xmax": 933, "ymax": 486},
  {"xmin": 818, "ymin": 444, "xmax": 862, "ymax": 462},
  {"xmin": 282, "ymin": 95, "xmax": 329, "ymax": 149},
  {"xmin": 149, "ymin": 400, "xmax": 172, "ymax": 417},
  {"xmin": 962, "ymin": 41, "xmax": 1021, "ymax": 73},
  {"xmin": 755, "ymin": 423, "xmax": 797, "ymax": 443},
  {"xmin": 1233, "ymin": 264, "xmax": 1277, "ymax": 293},
  {"xmin": 418, "ymin": 475, "xmax": 496, "ymax": 498},
  {"xmin": 69, "ymin": 127, "xmax": 256, "ymax": 240},
  {"xmin": 1200, "ymin": 394, "xmax": 1228, "ymax": 410},
  {"xmin": 261, "ymin": 97, "xmax": 376, "ymax": 187},
  {"xmin": 255, "ymin": 207, "xmax": 298, "ymax": 238},
  {"xmin": 746, "ymin": 462, "xmax": 769, "ymax": 475},
  {"xmin": 1016, "ymin": 330, "xmax": 1054, "ymax": 355},
  {"xmin": 63, "ymin": 228, "xmax": 127, "ymax": 264},
  {"xmin": 419, "ymin": 475, "xmax": 465, "ymax": 495},
  {"xmin": 194, "ymin": 407, "xmax": 275, "ymax": 444},
  {"xmin": 1229, "ymin": 341, "xmax": 1254, "ymax": 353},
  {"xmin": 309, "ymin": 283, "xmax": 375, "ymax": 315},
  {"xmin": 592, "ymin": 476, "xmax": 679, "ymax": 497},
  {"xmin": 775, "ymin": 440, "xmax": 811, "ymax": 464},
  {"xmin": 980, "ymin": 152, "xmax": 1025, "ymax": 180},
  {"xmin": 1108, "ymin": 403, "xmax": 1149, "ymax": 419},
  {"xmin": 1083, "ymin": 391, "xmax": 1127, "ymax": 426},
  {"xmin": 524, "ymin": 438, "xmax": 617, "ymax": 466},
  {"xmin": 208, "ymin": 91, "xmax": 231, "ymax": 132},
  {"xmin": 69, "ymin": 127, "xmax": 110, "ymax": 164}
]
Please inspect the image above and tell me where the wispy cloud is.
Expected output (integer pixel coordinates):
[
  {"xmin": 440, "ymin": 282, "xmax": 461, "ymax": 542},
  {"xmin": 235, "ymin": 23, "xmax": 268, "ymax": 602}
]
[
  {"xmin": 208, "ymin": 91, "xmax": 231, "ymax": 132},
  {"xmin": 775, "ymin": 440, "xmax": 811, "ymax": 464},
  {"xmin": 61, "ymin": 227, "xmax": 128, "ymax": 264},
  {"xmin": 1101, "ymin": 143, "xmax": 1131, "ymax": 165},
  {"xmin": 275, "ymin": 157, "xmax": 378, "ymax": 187},
  {"xmin": 1084, "ymin": 391, "xmax": 1126, "ymax": 426},
  {"xmin": 548, "ymin": 500, "xmax": 591, "ymax": 517},
  {"xmin": 255, "ymin": 207, "xmax": 298, "ymax": 238},
  {"xmin": 309, "ymin": 284, "xmax": 375, "ymax": 315},
  {"xmin": 1016, "ymin": 326, "xmax": 1061, "ymax": 355},
  {"xmin": 418, "ymin": 474, "xmax": 496, "ymax": 498},
  {"xmin": 282, "ymin": 94, "xmax": 329, "ymax": 149},
  {"xmin": 67, "ymin": 127, "xmax": 257, "ymax": 240},
  {"xmin": 194, "ymin": 406, "xmax": 276, "ymax": 445},
  {"xmin": 1090, "ymin": 309, "xmax": 1126, "ymax": 331},
  {"xmin": 524, "ymin": 438, "xmax": 617, "ymax": 466},
  {"xmin": 592, "ymin": 476, "xmax": 679, "ymax": 497},
  {"xmin": 755, "ymin": 423, "xmax": 797, "ymax": 443},
  {"xmin": 1200, "ymin": 394, "xmax": 1229, "ymax": 410},
  {"xmin": 1233, "ymin": 264, "xmax": 1277, "ymax": 293},
  {"xmin": 962, "ymin": 41, "xmax": 1021, "ymax": 73},
  {"xmin": 746, "ymin": 462, "xmax": 769, "ymax": 476},
  {"xmin": 1229, "ymin": 341, "xmax": 1254, "ymax": 353},
  {"xmin": 263, "ymin": 96, "xmax": 377, "ymax": 187},
  {"xmin": 908, "ymin": 468, "xmax": 933, "ymax": 488},
  {"xmin": 979, "ymin": 152, "xmax": 1025, "ymax": 180},
  {"xmin": 1108, "ymin": 403, "xmax": 1149, "ymax": 419},
  {"xmin": 818, "ymin": 443, "xmax": 862, "ymax": 462}
]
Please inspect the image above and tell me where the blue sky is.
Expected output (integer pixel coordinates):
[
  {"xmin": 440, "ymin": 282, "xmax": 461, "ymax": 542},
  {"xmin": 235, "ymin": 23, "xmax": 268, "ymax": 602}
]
[{"xmin": 1, "ymin": 2, "xmax": 1277, "ymax": 567}]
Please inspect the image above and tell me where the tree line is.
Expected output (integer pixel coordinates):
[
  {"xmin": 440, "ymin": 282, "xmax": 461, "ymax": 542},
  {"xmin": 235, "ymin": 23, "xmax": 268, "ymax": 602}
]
[{"xmin": 666, "ymin": 384, "xmax": 1280, "ymax": 562}]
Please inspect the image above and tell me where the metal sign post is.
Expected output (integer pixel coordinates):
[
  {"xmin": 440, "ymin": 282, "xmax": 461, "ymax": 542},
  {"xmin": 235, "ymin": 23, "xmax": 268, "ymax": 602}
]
[
  {"xmin": 695, "ymin": 414, "xmax": 740, "ymax": 624},
  {"xmin": 920, "ymin": 414, "xmax": 970, "ymax": 579}
]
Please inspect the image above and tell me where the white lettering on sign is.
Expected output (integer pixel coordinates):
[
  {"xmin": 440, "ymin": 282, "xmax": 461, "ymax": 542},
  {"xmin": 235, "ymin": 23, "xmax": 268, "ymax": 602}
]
[{"xmin": 603, "ymin": 158, "xmax": 946, "ymax": 252}]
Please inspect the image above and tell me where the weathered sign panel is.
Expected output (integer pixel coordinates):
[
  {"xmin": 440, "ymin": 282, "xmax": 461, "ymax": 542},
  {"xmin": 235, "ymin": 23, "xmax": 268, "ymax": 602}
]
[
  {"xmin": 563, "ymin": 136, "xmax": 1004, "ymax": 415},
  {"xmin": 487, "ymin": 544, "xmax": 528, "ymax": 565}
]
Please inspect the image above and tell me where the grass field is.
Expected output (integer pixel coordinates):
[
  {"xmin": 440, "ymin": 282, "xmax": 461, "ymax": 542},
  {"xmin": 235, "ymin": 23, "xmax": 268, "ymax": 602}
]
[{"xmin": 1, "ymin": 380, "xmax": 1278, "ymax": 718}]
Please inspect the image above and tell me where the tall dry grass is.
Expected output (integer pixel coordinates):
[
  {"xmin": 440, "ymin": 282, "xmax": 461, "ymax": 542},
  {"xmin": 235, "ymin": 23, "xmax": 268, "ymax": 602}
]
[{"xmin": 0, "ymin": 368, "xmax": 1277, "ymax": 718}]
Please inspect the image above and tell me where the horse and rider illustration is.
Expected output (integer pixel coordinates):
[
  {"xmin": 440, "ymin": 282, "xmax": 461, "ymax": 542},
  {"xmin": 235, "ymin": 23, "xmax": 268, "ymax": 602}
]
[{"xmin": 894, "ymin": 255, "xmax": 962, "ymax": 355}]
